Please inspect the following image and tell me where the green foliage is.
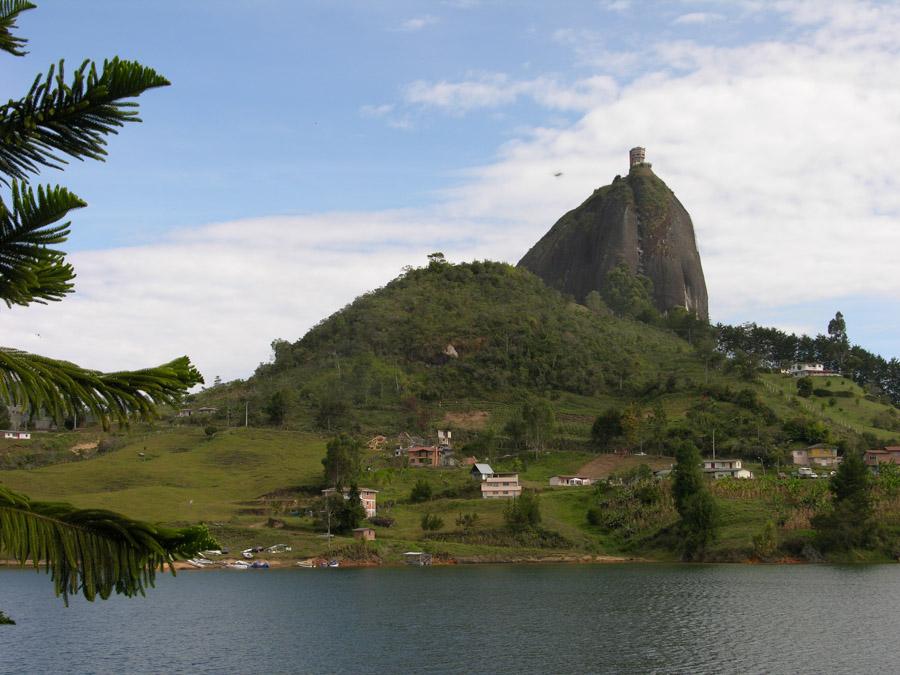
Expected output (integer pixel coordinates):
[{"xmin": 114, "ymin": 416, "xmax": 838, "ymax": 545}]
[
  {"xmin": 204, "ymin": 425, "xmax": 217, "ymax": 439},
  {"xmin": 409, "ymin": 478, "xmax": 432, "ymax": 503},
  {"xmin": 752, "ymin": 520, "xmax": 778, "ymax": 559},
  {"xmin": 680, "ymin": 490, "xmax": 719, "ymax": 560},
  {"xmin": 782, "ymin": 416, "xmax": 831, "ymax": 445},
  {"xmin": 420, "ymin": 512, "xmax": 444, "ymax": 532},
  {"xmin": 335, "ymin": 485, "xmax": 366, "ymax": 533},
  {"xmin": 0, "ymin": 608, "xmax": 14, "ymax": 625},
  {"xmin": 503, "ymin": 490, "xmax": 542, "ymax": 532},
  {"xmin": 813, "ymin": 449, "xmax": 879, "ymax": 552},
  {"xmin": 322, "ymin": 434, "xmax": 362, "ymax": 488},
  {"xmin": 0, "ymin": 403, "xmax": 9, "ymax": 429},
  {"xmin": 671, "ymin": 440, "xmax": 704, "ymax": 512},
  {"xmin": 518, "ymin": 396, "xmax": 556, "ymax": 454},
  {"xmin": 256, "ymin": 260, "xmax": 694, "ymax": 405},
  {"xmin": 455, "ymin": 512, "xmax": 479, "ymax": 531},
  {"xmin": 0, "ymin": 484, "xmax": 216, "ymax": 605},
  {"xmin": 0, "ymin": 2, "xmax": 36, "ymax": 57},
  {"xmin": 591, "ymin": 408, "xmax": 623, "ymax": 451},
  {"xmin": 0, "ymin": 6, "xmax": 209, "ymax": 615},
  {"xmin": 601, "ymin": 263, "xmax": 658, "ymax": 322},
  {"xmin": 265, "ymin": 390, "xmax": 290, "ymax": 426},
  {"xmin": 671, "ymin": 440, "xmax": 719, "ymax": 559}
]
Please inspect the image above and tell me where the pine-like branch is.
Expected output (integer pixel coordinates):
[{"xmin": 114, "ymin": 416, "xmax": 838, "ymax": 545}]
[
  {"xmin": 0, "ymin": 351, "xmax": 204, "ymax": 429},
  {"xmin": 0, "ymin": 181, "xmax": 83, "ymax": 307},
  {"xmin": 0, "ymin": 58, "xmax": 170, "ymax": 182},
  {"xmin": 0, "ymin": 485, "xmax": 217, "ymax": 604},
  {"xmin": 0, "ymin": 1, "xmax": 35, "ymax": 57}
]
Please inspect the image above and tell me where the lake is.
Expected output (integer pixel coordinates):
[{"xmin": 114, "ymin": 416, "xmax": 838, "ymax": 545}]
[{"xmin": 1, "ymin": 563, "xmax": 899, "ymax": 674}]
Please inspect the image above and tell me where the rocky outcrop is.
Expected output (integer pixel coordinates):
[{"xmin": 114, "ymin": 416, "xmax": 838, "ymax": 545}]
[{"xmin": 518, "ymin": 160, "xmax": 708, "ymax": 320}]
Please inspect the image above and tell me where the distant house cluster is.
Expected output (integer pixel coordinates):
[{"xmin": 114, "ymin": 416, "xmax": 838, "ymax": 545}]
[
  {"xmin": 397, "ymin": 429, "xmax": 476, "ymax": 468},
  {"xmin": 549, "ymin": 475, "xmax": 594, "ymax": 487},
  {"xmin": 176, "ymin": 406, "xmax": 219, "ymax": 418}
]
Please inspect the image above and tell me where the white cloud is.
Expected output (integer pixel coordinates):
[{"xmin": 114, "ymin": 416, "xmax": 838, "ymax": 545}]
[
  {"xmin": 397, "ymin": 16, "xmax": 439, "ymax": 32},
  {"xmin": 603, "ymin": 0, "xmax": 631, "ymax": 12},
  {"xmin": 359, "ymin": 103, "xmax": 394, "ymax": 118},
  {"xmin": 674, "ymin": 12, "xmax": 724, "ymax": 25},
  {"xmin": 405, "ymin": 73, "xmax": 618, "ymax": 113},
  {"xmin": 0, "ymin": 211, "xmax": 511, "ymax": 383}
]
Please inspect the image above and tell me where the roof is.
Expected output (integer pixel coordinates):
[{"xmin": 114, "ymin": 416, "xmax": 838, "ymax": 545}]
[
  {"xmin": 407, "ymin": 445, "xmax": 439, "ymax": 452},
  {"xmin": 353, "ymin": 527, "xmax": 375, "ymax": 532},
  {"xmin": 472, "ymin": 463, "xmax": 494, "ymax": 473},
  {"xmin": 553, "ymin": 475, "xmax": 591, "ymax": 480}
]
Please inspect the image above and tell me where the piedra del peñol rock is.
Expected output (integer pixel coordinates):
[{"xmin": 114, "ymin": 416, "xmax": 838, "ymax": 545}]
[{"xmin": 518, "ymin": 148, "xmax": 709, "ymax": 320}]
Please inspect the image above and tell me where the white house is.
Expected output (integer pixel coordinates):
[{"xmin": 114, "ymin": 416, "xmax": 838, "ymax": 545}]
[
  {"xmin": 437, "ymin": 429, "xmax": 452, "ymax": 447},
  {"xmin": 702, "ymin": 459, "xmax": 753, "ymax": 480},
  {"xmin": 549, "ymin": 475, "xmax": 594, "ymax": 487},
  {"xmin": 3, "ymin": 431, "xmax": 31, "ymax": 440},
  {"xmin": 470, "ymin": 463, "xmax": 494, "ymax": 480},
  {"xmin": 782, "ymin": 363, "xmax": 839, "ymax": 377},
  {"xmin": 481, "ymin": 473, "xmax": 522, "ymax": 499}
]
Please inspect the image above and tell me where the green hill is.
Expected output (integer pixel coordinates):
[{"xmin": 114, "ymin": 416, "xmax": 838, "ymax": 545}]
[{"xmin": 2, "ymin": 258, "xmax": 898, "ymax": 564}]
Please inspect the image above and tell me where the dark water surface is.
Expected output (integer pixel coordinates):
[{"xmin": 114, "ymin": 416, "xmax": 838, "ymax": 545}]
[{"xmin": 1, "ymin": 563, "xmax": 899, "ymax": 674}]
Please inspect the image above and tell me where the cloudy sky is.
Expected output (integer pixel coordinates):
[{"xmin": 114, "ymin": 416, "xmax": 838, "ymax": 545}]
[{"xmin": 1, "ymin": 0, "xmax": 898, "ymax": 382}]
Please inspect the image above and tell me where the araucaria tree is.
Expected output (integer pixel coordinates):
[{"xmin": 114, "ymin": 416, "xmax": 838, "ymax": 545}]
[
  {"xmin": 0, "ymin": 2, "xmax": 211, "ymax": 614},
  {"xmin": 671, "ymin": 440, "xmax": 719, "ymax": 560}
]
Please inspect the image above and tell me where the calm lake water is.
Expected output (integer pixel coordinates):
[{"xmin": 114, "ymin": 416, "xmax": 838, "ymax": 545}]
[{"xmin": 1, "ymin": 563, "xmax": 899, "ymax": 674}]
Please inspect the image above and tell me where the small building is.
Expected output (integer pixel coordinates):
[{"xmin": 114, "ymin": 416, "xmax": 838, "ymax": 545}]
[
  {"xmin": 321, "ymin": 487, "xmax": 378, "ymax": 518},
  {"xmin": 702, "ymin": 459, "xmax": 753, "ymax": 480},
  {"xmin": 3, "ymin": 431, "xmax": 31, "ymax": 440},
  {"xmin": 437, "ymin": 430, "xmax": 452, "ymax": 447},
  {"xmin": 195, "ymin": 406, "xmax": 219, "ymax": 415},
  {"xmin": 865, "ymin": 446, "xmax": 900, "ymax": 470},
  {"xmin": 549, "ymin": 475, "xmax": 594, "ymax": 487},
  {"xmin": 782, "ymin": 363, "xmax": 839, "ymax": 377},
  {"xmin": 352, "ymin": 527, "xmax": 376, "ymax": 541},
  {"xmin": 792, "ymin": 444, "xmax": 840, "ymax": 468},
  {"xmin": 481, "ymin": 473, "xmax": 522, "ymax": 499},
  {"xmin": 407, "ymin": 445, "xmax": 441, "ymax": 468},
  {"xmin": 470, "ymin": 463, "xmax": 494, "ymax": 480},
  {"xmin": 403, "ymin": 552, "xmax": 432, "ymax": 566}
]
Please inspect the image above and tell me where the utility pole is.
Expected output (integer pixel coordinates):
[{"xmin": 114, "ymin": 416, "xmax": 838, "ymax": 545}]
[{"xmin": 244, "ymin": 401, "xmax": 249, "ymax": 428}]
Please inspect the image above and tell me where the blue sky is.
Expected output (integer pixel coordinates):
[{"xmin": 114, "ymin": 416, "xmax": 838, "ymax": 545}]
[{"xmin": 1, "ymin": 1, "xmax": 898, "ymax": 380}]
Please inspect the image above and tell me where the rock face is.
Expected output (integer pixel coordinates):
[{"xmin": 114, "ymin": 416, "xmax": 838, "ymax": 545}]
[{"xmin": 517, "ymin": 155, "xmax": 708, "ymax": 320}]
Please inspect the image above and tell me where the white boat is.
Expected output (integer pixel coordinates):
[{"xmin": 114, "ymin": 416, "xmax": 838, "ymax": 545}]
[
  {"xmin": 226, "ymin": 560, "xmax": 251, "ymax": 570},
  {"xmin": 241, "ymin": 549, "xmax": 254, "ymax": 559},
  {"xmin": 296, "ymin": 559, "xmax": 315, "ymax": 568},
  {"xmin": 186, "ymin": 558, "xmax": 213, "ymax": 568}
]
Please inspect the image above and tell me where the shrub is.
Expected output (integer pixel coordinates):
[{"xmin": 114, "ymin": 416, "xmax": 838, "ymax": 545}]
[
  {"xmin": 369, "ymin": 516, "xmax": 395, "ymax": 528},
  {"xmin": 504, "ymin": 491, "xmax": 542, "ymax": 532},
  {"xmin": 752, "ymin": 521, "xmax": 778, "ymax": 559},
  {"xmin": 409, "ymin": 479, "xmax": 433, "ymax": 503},
  {"xmin": 420, "ymin": 513, "xmax": 444, "ymax": 532}
]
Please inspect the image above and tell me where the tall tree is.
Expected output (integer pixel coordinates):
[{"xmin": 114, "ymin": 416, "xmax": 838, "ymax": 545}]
[
  {"xmin": 322, "ymin": 433, "xmax": 363, "ymax": 488},
  {"xmin": 813, "ymin": 447, "xmax": 879, "ymax": 552},
  {"xmin": 0, "ymin": 2, "xmax": 210, "ymax": 612},
  {"xmin": 671, "ymin": 440, "xmax": 718, "ymax": 559},
  {"xmin": 827, "ymin": 311, "xmax": 849, "ymax": 372}
]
